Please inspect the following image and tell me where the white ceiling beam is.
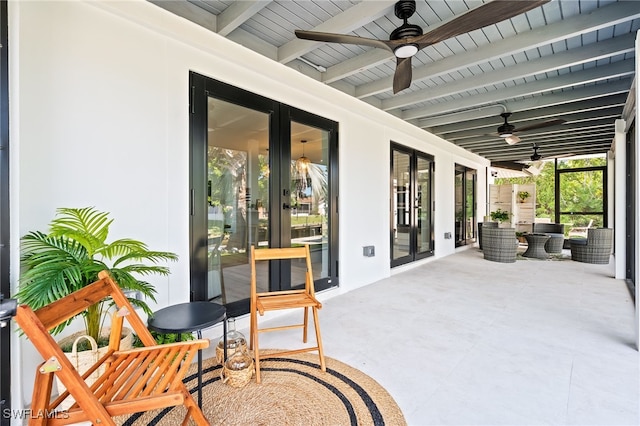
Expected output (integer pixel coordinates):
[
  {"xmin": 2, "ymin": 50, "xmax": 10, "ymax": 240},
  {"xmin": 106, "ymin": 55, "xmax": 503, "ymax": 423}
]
[
  {"xmin": 460, "ymin": 129, "xmax": 614, "ymax": 149},
  {"xmin": 383, "ymin": 32, "xmax": 636, "ymax": 111},
  {"xmin": 355, "ymin": 1, "xmax": 640, "ymax": 99},
  {"xmin": 444, "ymin": 106, "xmax": 622, "ymax": 140},
  {"xmin": 226, "ymin": 27, "xmax": 278, "ymax": 61},
  {"xmin": 277, "ymin": 0, "xmax": 395, "ymax": 64},
  {"xmin": 465, "ymin": 139, "xmax": 614, "ymax": 158},
  {"xmin": 148, "ymin": 0, "xmax": 217, "ymax": 32},
  {"xmin": 478, "ymin": 136, "xmax": 613, "ymax": 153},
  {"xmin": 403, "ymin": 59, "xmax": 635, "ymax": 120},
  {"xmin": 472, "ymin": 144, "xmax": 612, "ymax": 161},
  {"xmin": 454, "ymin": 118, "xmax": 616, "ymax": 145},
  {"xmin": 417, "ymin": 79, "xmax": 632, "ymax": 128},
  {"xmin": 497, "ymin": 79, "xmax": 632, "ymax": 116},
  {"xmin": 322, "ymin": 49, "xmax": 392, "ymax": 84},
  {"xmin": 217, "ymin": 1, "xmax": 270, "ymax": 37},
  {"xmin": 432, "ymin": 94, "xmax": 627, "ymax": 135}
]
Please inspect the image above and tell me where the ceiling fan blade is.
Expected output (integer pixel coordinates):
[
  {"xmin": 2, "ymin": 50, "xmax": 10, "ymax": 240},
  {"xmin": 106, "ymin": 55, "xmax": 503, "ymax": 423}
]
[
  {"xmin": 294, "ymin": 30, "xmax": 393, "ymax": 52},
  {"xmin": 393, "ymin": 57, "xmax": 412, "ymax": 94},
  {"xmin": 414, "ymin": 0, "xmax": 549, "ymax": 49},
  {"xmin": 491, "ymin": 161, "xmax": 529, "ymax": 171},
  {"xmin": 513, "ymin": 119, "xmax": 566, "ymax": 133},
  {"xmin": 547, "ymin": 152, "xmax": 577, "ymax": 160}
]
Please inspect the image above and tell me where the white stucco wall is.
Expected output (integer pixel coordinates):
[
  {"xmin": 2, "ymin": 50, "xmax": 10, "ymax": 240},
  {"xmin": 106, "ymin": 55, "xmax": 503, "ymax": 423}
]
[{"xmin": 9, "ymin": 0, "xmax": 489, "ymax": 410}]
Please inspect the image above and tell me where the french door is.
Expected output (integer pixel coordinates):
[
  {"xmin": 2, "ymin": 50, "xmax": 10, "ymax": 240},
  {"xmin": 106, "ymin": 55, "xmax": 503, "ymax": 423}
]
[
  {"xmin": 454, "ymin": 165, "xmax": 476, "ymax": 247},
  {"xmin": 390, "ymin": 143, "xmax": 434, "ymax": 267},
  {"xmin": 189, "ymin": 72, "xmax": 338, "ymax": 317}
]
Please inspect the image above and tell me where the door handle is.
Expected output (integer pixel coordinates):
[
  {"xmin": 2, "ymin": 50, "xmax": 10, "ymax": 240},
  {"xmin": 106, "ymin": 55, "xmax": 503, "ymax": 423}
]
[{"xmin": 283, "ymin": 203, "xmax": 291, "ymax": 210}]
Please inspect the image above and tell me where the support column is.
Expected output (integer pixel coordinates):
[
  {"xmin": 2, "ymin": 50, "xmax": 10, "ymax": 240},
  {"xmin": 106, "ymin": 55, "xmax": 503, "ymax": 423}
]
[{"xmin": 613, "ymin": 119, "xmax": 626, "ymax": 280}]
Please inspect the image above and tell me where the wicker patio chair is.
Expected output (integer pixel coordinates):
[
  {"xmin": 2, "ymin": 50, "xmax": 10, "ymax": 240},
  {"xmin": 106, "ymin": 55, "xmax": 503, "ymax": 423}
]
[
  {"xmin": 570, "ymin": 228, "xmax": 613, "ymax": 264},
  {"xmin": 478, "ymin": 221, "xmax": 498, "ymax": 250},
  {"xmin": 482, "ymin": 227, "xmax": 519, "ymax": 263}
]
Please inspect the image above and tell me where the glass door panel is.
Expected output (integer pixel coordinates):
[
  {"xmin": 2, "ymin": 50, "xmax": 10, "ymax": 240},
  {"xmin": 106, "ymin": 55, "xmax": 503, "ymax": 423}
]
[
  {"xmin": 290, "ymin": 122, "xmax": 330, "ymax": 284},
  {"xmin": 392, "ymin": 150, "xmax": 411, "ymax": 261},
  {"xmin": 455, "ymin": 166, "xmax": 476, "ymax": 247},
  {"xmin": 454, "ymin": 170, "xmax": 464, "ymax": 243},
  {"xmin": 207, "ymin": 97, "xmax": 270, "ymax": 303},
  {"xmin": 416, "ymin": 156, "xmax": 432, "ymax": 254},
  {"xmin": 465, "ymin": 171, "xmax": 476, "ymax": 241},
  {"xmin": 391, "ymin": 145, "xmax": 433, "ymax": 267}
]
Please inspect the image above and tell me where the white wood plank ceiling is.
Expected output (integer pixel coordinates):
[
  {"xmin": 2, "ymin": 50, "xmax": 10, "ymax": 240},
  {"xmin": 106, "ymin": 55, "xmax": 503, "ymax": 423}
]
[{"xmin": 151, "ymin": 0, "xmax": 640, "ymax": 166}]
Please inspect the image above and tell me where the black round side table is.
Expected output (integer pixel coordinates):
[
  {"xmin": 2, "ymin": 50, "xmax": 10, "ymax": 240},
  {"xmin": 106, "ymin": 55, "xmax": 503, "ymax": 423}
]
[{"xmin": 147, "ymin": 301, "xmax": 227, "ymax": 408}]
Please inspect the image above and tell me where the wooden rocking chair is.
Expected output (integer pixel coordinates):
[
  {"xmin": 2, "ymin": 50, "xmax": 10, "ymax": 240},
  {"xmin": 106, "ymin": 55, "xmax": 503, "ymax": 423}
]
[{"xmin": 14, "ymin": 270, "xmax": 210, "ymax": 426}]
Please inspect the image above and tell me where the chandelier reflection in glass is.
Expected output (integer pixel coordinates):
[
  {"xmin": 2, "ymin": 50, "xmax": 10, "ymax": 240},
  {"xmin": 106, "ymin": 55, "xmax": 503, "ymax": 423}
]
[{"xmin": 295, "ymin": 139, "xmax": 311, "ymax": 179}]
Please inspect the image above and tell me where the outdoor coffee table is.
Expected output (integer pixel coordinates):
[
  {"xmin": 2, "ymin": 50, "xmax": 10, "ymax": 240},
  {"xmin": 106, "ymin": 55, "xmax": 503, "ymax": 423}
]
[
  {"xmin": 523, "ymin": 233, "xmax": 550, "ymax": 259},
  {"xmin": 147, "ymin": 301, "xmax": 227, "ymax": 408}
]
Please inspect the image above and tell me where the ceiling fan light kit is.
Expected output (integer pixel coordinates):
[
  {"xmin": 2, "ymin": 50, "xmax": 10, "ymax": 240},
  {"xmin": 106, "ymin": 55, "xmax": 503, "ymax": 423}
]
[{"xmin": 394, "ymin": 44, "xmax": 419, "ymax": 58}]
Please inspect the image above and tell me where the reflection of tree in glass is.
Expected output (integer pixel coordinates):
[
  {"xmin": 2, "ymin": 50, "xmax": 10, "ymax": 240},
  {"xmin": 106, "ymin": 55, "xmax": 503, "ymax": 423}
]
[{"xmin": 291, "ymin": 161, "xmax": 327, "ymax": 215}]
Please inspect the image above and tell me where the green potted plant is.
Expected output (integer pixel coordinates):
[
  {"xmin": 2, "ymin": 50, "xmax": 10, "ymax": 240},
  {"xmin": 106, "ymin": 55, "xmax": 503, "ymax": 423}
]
[
  {"xmin": 517, "ymin": 191, "xmax": 530, "ymax": 203},
  {"xmin": 490, "ymin": 208, "xmax": 510, "ymax": 224},
  {"xmin": 15, "ymin": 206, "xmax": 178, "ymax": 344}
]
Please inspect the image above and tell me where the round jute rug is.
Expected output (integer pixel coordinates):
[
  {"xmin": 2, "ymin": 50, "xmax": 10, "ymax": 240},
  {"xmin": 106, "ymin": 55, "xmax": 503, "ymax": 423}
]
[{"xmin": 118, "ymin": 351, "xmax": 406, "ymax": 426}]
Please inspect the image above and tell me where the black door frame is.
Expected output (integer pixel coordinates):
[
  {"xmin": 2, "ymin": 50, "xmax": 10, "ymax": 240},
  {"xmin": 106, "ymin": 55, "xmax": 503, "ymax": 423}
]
[
  {"xmin": 454, "ymin": 164, "xmax": 477, "ymax": 247},
  {"xmin": 189, "ymin": 72, "xmax": 339, "ymax": 317},
  {"xmin": 625, "ymin": 122, "xmax": 636, "ymax": 295},
  {"xmin": 0, "ymin": 0, "xmax": 10, "ymax": 422},
  {"xmin": 390, "ymin": 143, "xmax": 434, "ymax": 268}
]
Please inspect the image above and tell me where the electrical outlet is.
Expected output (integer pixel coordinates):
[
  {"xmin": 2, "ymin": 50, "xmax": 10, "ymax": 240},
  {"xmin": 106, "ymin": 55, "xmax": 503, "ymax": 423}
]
[{"xmin": 363, "ymin": 246, "xmax": 375, "ymax": 257}]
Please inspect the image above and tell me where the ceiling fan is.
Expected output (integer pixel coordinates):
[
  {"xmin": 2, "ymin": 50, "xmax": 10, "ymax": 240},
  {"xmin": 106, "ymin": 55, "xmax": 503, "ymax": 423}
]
[
  {"xmin": 530, "ymin": 144, "xmax": 542, "ymax": 161},
  {"xmin": 530, "ymin": 143, "xmax": 575, "ymax": 162},
  {"xmin": 497, "ymin": 112, "xmax": 566, "ymax": 145},
  {"xmin": 295, "ymin": 0, "xmax": 549, "ymax": 94}
]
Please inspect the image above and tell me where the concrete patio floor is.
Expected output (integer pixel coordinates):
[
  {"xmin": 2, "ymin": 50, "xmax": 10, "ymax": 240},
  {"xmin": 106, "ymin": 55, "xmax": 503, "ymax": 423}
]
[{"xmin": 206, "ymin": 247, "xmax": 638, "ymax": 425}]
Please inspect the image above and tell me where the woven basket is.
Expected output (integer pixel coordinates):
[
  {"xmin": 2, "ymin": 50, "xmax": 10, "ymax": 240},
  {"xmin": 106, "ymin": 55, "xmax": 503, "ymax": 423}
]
[
  {"xmin": 221, "ymin": 358, "xmax": 255, "ymax": 388},
  {"xmin": 215, "ymin": 341, "xmax": 248, "ymax": 365},
  {"xmin": 55, "ymin": 327, "xmax": 133, "ymax": 410}
]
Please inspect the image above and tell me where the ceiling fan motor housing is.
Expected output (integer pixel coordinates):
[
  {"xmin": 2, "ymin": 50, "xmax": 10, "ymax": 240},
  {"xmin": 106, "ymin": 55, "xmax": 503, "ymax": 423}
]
[
  {"xmin": 531, "ymin": 145, "xmax": 541, "ymax": 161},
  {"xmin": 394, "ymin": 0, "xmax": 416, "ymax": 20},
  {"xmin": 390, "ymin": 0, "xmax": 422, "ymax": 58},
  {"xmin": 498, "ymin": 123, "xmax": 515, "ymax": 137},
  {"xmin": 498, "ymin": 112, "xmax": 515, "ymax": 137}
]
